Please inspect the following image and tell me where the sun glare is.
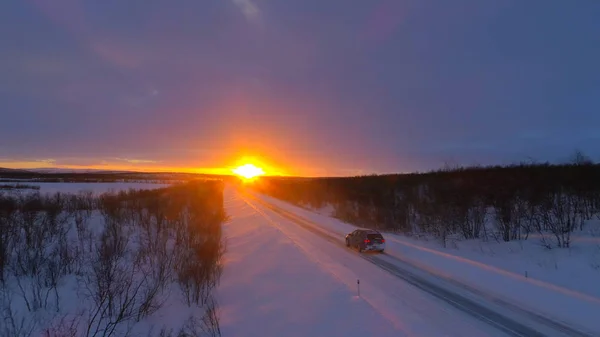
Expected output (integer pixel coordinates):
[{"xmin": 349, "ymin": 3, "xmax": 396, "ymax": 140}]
[{"xmin": 232, "ymin": 163, "xmax": 265, "ymax": 179}]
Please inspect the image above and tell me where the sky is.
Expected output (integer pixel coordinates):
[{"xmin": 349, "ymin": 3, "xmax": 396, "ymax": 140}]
[{"xmin": 1, "ymin": 0, "xmax": 599, "ymax": 176}]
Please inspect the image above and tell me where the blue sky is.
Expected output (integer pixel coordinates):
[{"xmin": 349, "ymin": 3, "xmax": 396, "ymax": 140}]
[{"xmin": 1, "ymin": 0, "xmax": 599, "ymax": 175}]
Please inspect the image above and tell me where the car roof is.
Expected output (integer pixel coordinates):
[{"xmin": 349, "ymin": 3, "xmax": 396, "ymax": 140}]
[{"xmin": 357, "ymin": 229, "xmax": 382, "ymax": 234}]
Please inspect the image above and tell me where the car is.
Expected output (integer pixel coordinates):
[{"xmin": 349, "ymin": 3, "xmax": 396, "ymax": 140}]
[{"xmin": 345, "ymin": 229, "xmax": 385, "ymax": 253}]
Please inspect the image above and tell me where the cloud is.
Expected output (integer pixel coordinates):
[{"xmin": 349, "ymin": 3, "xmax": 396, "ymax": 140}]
[
  {"xmin": 122, "ymin": 88, "xmax": 160, "ymax": 108},
  {"xmin": 232, "ymin": 0, "xmax": 261, "ymax": 22},
  {"xmin": 35, "ymin": 159, "xmax": 57, "ymax": 165},
  {"xmin": 114, "ymin": 158, "xmax": 159, "ymax": 164},
  {"xmin": 90, "ymin": 41, "xmax": 142, "ymax": 69},
  {"xmin": 0, "ymin": 158, "xmax": 57, "ymax": 169}
]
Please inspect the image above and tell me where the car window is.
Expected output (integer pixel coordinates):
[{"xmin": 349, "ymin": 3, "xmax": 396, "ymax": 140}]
[{"xmin": 367, "ymin": 233, "xmax": 383, "ymax": 240}]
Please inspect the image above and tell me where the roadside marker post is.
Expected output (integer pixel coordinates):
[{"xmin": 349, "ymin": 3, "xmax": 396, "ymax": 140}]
[{"xmin": 357, "ymin": 279, "xmax": 360, "ymax": 297}]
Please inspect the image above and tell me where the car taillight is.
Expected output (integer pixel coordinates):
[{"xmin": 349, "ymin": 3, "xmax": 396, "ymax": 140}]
[
  {"xmin": 381, "ymin": 239, "xmax": 385, "ymax": 243},
  {"xmin": 364, "ymin": 239, "xmax": 370, "ymax": 244}
]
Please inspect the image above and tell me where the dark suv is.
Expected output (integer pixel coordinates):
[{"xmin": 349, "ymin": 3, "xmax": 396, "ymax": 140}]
[{"xmin": 345, "ymin": 229, "xmax": 386, "ymax": 253}]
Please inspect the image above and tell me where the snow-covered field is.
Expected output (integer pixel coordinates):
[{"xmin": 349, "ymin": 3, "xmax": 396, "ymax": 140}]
[
  {"xmin": 28, "ymin": 182, "xmax": 171, "ymax": 194},
  {"xmin": 249, "ymin": 192, "xmax": 600, "ymax": 335}
]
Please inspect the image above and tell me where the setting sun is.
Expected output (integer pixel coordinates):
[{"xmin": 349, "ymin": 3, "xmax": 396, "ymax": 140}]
[{"xmin": 232, "ymin": 164, "xmax": 265, "ymax": 179}]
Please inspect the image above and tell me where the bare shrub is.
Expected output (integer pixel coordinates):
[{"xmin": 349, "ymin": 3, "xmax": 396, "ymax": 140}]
[
  {"xmin": 1, "ymin": 181, "xmax": 226, "ymax": 336},
  {"xmin": 7, "ymin": 193, "xmax": 76, "ymax": 313},
  {"xmin": 0, "ymin": 194, "xmax": 18, "ymax": 284},
  {"xmin": 539, "ymin": 191, "xmax": 584, "ymax": 248},
  {"xmin": 42, "ymin": 312, "xmax": 83, "ymax": 337},
  {"xmin": 166, "ymin": 297, "xmax": 221, "ymax": 337},
  {"xmin": 0, "ymin": 289, "xmax": 36, "ymax": 337},
  {"xmin": 81, "ymin": 205, "xmax": 168, "ymax": 336},
  {"xmin": 413, "ymin": 196, "xmax": 451, "ymax": 247}
]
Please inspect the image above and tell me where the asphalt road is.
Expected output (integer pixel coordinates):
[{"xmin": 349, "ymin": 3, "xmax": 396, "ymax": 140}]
[{"xmin": 241, "ymin": 191, "xmax": 594, "ymax": 337}]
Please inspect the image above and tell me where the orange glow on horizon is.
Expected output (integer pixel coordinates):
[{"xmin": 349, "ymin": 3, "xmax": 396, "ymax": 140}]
[
  {"xmin": 0, "ymin": 161, "xmax": 230, "ymax": 175},
  {"xmin": 0, "ymin": 158, "xmax": 292, "ymax": 177}
]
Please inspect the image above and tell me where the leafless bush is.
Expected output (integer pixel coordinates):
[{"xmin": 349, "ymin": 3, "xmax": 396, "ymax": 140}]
[
  {"xmin": 7, "ymin": 193, "xmax": 75, "ymax": 313},
  {"xmin": 82, "ymin": 204, "xmax": 166, "ymax": 337},
  {"xmin": 42, "ymin": 312, "xmax": 83, "ymax": 337},
  {"xmin": 175, "ymin": 228, "xmax": 223, "ymax": 307},
  {"xmin": 0, "ymin": 181, "xmax": 226, "ymax": 336},
  {"xmin": 156, "ymin": 296, "xmax": 221, "ymax": 337},
  {"xmin": 170, "ymin": 183, "xmax": 226, "ymax": 308},
  {"xmin": 414, "ymin": 197, "xmax": 451, "ymax": 247},
  {"xmin": 539, "ymin": 191, "xmax": 584, "ymax": 248},
  {"xmin": 134, "ymin": 241, "xmax": 173, "ymax": 321},
  {"xmin": 0, "ymin": 194, "xmax": 18, "ymax": 284},
  {"xmin": 462, "ymin": 200, "xmax": 487, "ymax": 240},
  {"xmin": 332, "ymin": 201, "xmax": 358, "ymax": 224},
  {"xmin": 0, "ymin": 289, "xmax": 36, "ymax": 337}
]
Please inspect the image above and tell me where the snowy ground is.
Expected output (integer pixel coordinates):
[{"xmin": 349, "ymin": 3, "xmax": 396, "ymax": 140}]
[
  {"xmin": 1, "ymin": 182, "xmax": 170, "ymax": 195},
  {"xmin": 248, "ymin": 192, "xmax": 600, "ymax": 336},
  {"xmin": 218, "ymin": 187, "xmax": 576, "ymax": 337}
]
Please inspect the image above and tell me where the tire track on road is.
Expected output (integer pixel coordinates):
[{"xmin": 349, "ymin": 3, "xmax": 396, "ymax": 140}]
[{"xmin": 238, "ymin": 194, "xmax": 421, "ymax": 336}]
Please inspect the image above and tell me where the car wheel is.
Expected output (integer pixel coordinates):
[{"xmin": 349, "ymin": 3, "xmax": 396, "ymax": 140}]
[
  {"xmin": 379, "ymin": 250, "xmax": 384, "ymax": 253},
  {"xmin": 358, "ymin": 246, "xmax": 363, "ymax": 253}
]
